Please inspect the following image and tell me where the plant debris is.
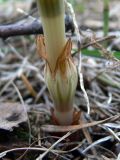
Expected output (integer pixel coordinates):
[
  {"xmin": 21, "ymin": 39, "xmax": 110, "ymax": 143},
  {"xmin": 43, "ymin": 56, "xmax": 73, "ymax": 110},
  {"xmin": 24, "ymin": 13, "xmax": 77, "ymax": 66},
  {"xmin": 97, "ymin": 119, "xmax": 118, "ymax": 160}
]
[{"xmin": 0, "ymin": 103, "xmax": 28, "ymax": 131}]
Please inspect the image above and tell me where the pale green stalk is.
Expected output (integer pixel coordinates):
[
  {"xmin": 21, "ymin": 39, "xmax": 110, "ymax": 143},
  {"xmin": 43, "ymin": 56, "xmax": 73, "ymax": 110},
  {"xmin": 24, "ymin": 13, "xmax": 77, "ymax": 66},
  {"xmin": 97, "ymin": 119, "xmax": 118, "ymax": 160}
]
[
  {"xmin": 37, "ymin": 0, "xmax": 66, "ymax": 71},
  {"xmin": 103, "ymin": 0, "xmax": 109, "ymax": 36},
  {"xmin": 37, "ymin": 0, "xmax": 78, "ymax": 125}
]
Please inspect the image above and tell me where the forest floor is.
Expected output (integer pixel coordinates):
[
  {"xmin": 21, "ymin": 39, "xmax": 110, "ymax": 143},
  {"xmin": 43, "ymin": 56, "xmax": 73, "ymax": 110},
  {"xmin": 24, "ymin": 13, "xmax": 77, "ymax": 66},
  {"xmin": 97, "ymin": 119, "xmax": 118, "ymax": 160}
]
[{"xmin": 0, "ymin": 0, "xmax": 120, "ymax": 160}]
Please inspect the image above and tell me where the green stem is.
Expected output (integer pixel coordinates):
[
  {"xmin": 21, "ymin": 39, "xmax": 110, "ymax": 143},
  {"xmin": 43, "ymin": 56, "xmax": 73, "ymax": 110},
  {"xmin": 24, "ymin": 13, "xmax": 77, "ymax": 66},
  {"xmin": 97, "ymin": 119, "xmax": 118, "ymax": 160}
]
[
  {"xmin": 37, "ymin": 0, "xmax": 66, "ymax": 71},
  {"xmin": 103, "ymin": 0, "xmax": 109, "ymax": 37},
  {"xmin": 37, "ymin": 0, "xmax": 78, "ymax": 125}
]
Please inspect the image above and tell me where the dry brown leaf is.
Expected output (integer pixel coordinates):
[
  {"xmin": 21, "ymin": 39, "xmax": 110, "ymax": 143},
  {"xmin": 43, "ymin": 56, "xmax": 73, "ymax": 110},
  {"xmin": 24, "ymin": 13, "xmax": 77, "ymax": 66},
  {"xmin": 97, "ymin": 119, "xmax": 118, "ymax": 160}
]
[{"xmin": 0, "ymin": 103, "xmax": 27, "ymax": 131}]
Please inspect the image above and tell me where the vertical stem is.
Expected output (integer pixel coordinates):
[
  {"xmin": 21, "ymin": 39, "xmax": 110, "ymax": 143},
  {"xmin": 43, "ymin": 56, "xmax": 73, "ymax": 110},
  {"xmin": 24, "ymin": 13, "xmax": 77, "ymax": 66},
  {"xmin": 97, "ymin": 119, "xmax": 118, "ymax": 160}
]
[
  {"xmin": 103, "ymin": 0, "xmax": 109, "ymax": 37},
  {"xmin": 37, "ymin": 0, "xmax": 78, "ymax": 125},
  {"xmin": 37, "ymin": 0, "xmax": 66, "ymax": 71}
]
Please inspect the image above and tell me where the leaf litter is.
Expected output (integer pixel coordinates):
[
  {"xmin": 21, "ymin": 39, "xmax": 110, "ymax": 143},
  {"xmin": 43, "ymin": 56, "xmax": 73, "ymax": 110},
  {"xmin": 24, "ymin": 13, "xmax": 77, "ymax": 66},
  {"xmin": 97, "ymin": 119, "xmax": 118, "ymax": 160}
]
[
  {"xmin": 0, "ymin": 103, "xmax": 27, "ymax": 131},
  {"xmin": 0, "ymin": 0, "xmax": 120, "ymax": 160}
]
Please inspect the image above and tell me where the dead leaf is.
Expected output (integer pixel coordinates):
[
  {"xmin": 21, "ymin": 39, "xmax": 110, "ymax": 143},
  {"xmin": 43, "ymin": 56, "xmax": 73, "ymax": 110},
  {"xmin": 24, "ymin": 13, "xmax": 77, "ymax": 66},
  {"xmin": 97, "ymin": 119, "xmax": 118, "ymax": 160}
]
[{"xmin": 0, "ymin": 103, "xmax": 27, "ymax": 131}]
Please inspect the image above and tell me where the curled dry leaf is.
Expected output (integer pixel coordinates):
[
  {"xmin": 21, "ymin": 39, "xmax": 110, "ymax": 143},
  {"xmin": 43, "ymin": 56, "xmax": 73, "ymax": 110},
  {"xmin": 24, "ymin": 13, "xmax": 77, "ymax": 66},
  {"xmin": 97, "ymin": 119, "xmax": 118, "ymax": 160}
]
[{"xmin": 0, "ymin": 103, "xmax": 27, "ymax": 131}]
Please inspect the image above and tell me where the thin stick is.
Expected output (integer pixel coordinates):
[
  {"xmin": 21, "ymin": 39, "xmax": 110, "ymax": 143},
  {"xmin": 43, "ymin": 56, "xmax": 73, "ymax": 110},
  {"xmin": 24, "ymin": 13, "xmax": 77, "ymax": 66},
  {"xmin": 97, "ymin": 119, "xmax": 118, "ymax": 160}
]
[
  {"xmin": 81, "ymin": 35, "xmax": 116, "ymax": 49},
  {"xmin": 36, "ymin": 131, "xmax": 73, "ymax": 160},
  {"xmin": 0, "ymin": 15, "xmax": 74, "ymax": 38}
]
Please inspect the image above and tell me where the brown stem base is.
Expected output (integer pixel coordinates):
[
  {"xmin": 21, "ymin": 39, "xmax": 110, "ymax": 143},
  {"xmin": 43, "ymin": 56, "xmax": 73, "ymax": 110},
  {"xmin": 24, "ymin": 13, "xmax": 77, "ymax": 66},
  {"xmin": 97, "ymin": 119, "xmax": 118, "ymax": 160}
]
[{"xmin": 50, "ymin": 108, "xmax": 81, "ymax": 125}]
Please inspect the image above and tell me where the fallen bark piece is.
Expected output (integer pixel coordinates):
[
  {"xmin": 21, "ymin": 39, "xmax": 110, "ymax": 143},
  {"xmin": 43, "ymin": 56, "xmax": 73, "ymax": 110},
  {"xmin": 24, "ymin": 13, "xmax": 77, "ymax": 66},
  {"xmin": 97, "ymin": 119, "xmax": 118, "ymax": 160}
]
[{"xmin": 0, "ymin": 103, "xmax": 27, "ymax": 131}]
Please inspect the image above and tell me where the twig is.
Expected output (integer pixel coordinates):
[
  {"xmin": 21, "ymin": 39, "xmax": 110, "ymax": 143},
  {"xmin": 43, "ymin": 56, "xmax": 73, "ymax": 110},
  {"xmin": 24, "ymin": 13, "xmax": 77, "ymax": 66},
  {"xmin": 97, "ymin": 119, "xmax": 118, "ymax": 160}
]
[
  {"xmin": 36, "ymin": 131, "xmax": 73, "ymax": 160},
  {"xmin": 41, "ymin": 115, "xmax": 119, "ymax": 132},
  {"xmin": 0, "ymin": 15, "xmax": 74, "ymax": 39},
  {"xmin": 81, "ymin": 35, "xmax": 116, "ymax": 49},
  {"xmin": 72, "ymin": 35, "xmax": 116, "ymax": 57}
]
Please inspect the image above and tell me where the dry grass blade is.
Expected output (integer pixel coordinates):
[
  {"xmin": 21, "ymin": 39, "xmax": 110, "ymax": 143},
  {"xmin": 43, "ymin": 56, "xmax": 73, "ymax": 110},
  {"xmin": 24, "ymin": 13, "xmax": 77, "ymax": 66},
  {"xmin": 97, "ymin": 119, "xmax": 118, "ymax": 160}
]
[
  {"xmin": 11, "ymin": 82, "xmax": 32, "ymax": 143},
  {"xmin": 117, "ymin": 153, "xmax": 120, "ymax": 160},
  {"xmin": 21, "ymin": 73, "xmax": 37, "ymax": 97},
  {"xmin": 36, "ymin": 131, "xmax": 73, "ymax": 160},
  {"xmin": 0, "ymin": 143, "xmax": 83, "ymax": 160},
  {"xmin": 41, "ymin": 114, "xmax": 119, "ymax": 132},
  {"xmin": 83, "ymin": 132, "xmax": 120, "ymax": 154},
  {"xmin": 106, "ymin": 127, "xmax": 120, "ymax": 142}
]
